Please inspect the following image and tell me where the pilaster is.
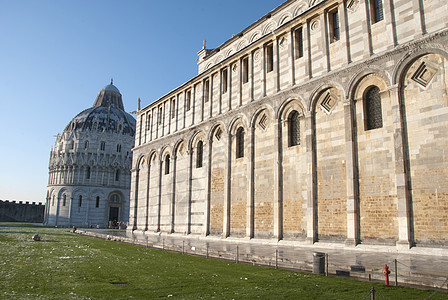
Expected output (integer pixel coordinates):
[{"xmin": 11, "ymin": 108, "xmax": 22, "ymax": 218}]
[
  {"xmin": 343, "ymin": 100, "xmax": 359, "ymax": 246},
  {"xmin": 273, "ymin": 120, "xmax": 283, "ymax": 240},
  {"xmin": 305, "ymin": 115, "xmax": 317, "ymax": 244},
  {"xmin": 246, "ymin": 127, "xmax": 255, "ymax": 238},
  {"xmin": 223, "ymin": 133, "xmax": 232, "ymax": 237},
  {"xmin": 389, "ymin": 85, "xmax": 413, "ymax": 249}
]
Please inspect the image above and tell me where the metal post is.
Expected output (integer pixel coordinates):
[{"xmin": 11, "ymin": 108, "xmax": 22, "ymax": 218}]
[
  {"xmin": 370, "ymin": 286, "xmax": 375, "ymax": 300},
  {"xmin": 206, "ymin": 244, "xmax": 209, "ymax": 258},
  {"xmin": 394, "ymin": 259, "xmax": 398, "ymax": 286},
  {"xmin": 236, "ymin": 246, "xmax": 239, "ymax": 263},
  {"xmin": 325, "ymin": 253, "xmax": 329, "ymax": 276},
  {"xmin": 275, "ymin": 249, "xmax": 278, "ymax": 269}
]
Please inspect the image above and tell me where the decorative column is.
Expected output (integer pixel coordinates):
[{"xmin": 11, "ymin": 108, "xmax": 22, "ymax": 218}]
[
  {"xmin": 228, "ymin": 66, "xmax": 232, "ymax": 111},
  {"xmin": 289, "ymin": 29, "xmax": 296, "ymax": 86},
  {"xmin": 145, "ymin": 161, "xmax": 151, "ymax": 231},
  {"xmin": 274, "ymin": 37, "xmax": 280, "ymax": 92},
  {"xmin": 384, "ymin": 0, "xmax": 398, "ymax": 46},
  {"xmin": 273, "ymin": 119, "xmax": 283, "ymax": 240},
  {"xmin": 204, "ymin": 140, "xmax": 212, "ymax": 236},
  {"xmin": 209, "ymin": 74, "xmax": 214, "ymax": 118},
  {"xmin": 170, "ymin": 154, "xmax": 177, "ymax": 233},
  {"xmin": 250, "ymin": 50, "xmax": 255, "ymax": 102},
  {"xmin": 223, "ymin": 133, "xmax": 232, "ymax": 237},
  {"xmin": 262, "ymin": 45, "xmax": 267, "ymax": 97},
  {"xmin": 390, "ymin": 85, "xmax": 413, "ymax": 249},
  {"xmin": 191, "ymin": 85, "xmax": 196, "ymax": 125},
  {"xmin": 412, "ymin": 0, "xmax": 426, "ymax": 37},
  {"xmin": 68, "ymin": 196, "xmax": 73, "ymax": 227},
  {"xmin": 246, "ymin": 127, "xmax": 255, "ymax": 238},
  {"xmin": 187, "ymin": 148, "xmax": 194, "ymax": 234},
  {"xmin": 157, "ymin": 158, "xmax": 163, "ymax": 232},
  {"xmin": 344, "ymin": 100, "xmax": 359, "ymax": 246},
  {"xmin": 305, "ymin": 114, "xmax": 317, "ymax": 243},
  {"xmin": 131, "ymin": 167, "xmax": 138, "ymax": 230}
]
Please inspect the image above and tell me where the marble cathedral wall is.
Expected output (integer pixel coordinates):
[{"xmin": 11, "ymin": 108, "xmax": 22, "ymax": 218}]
[{"xmin": 130, "ymin": 0, "xmax": 448, "ymax": 248}]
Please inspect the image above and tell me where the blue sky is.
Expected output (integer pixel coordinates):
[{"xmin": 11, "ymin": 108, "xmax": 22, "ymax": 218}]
[{"xmin": 0, "ymin": 0, "xmax": 285, "ymax": 203}]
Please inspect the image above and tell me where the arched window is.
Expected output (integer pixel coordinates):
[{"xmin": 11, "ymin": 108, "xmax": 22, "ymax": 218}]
[
  {"xmin": 117, "ymin": 144, "xmax": 122, "ymax": 153},
  {"xmin": 96, "ymin": 196, "xmax": 100, "ymax": 208},
  {"xmin": 288, "ymin": 111, "xmax": 300, "ymax": 147},
  {"xmin": 236, "ymin": 127, "xmax": 245, "ymax": 159},
  {"xmin": 110, "ymin": 194, "xmax": 120, "ymax": 203},
  {"xmin": 370, "ymin": 0, "xmax": 384, "ymax": 24},
  {"xmin": 84, "ymin": 140, "xmax": 89, "ymax": 150},
  {"xmin": 115, "ymin": 170, "xmax": 120, "ymax": 181},
  {"xmin": 52, "ymin": 195, "xmax": 55, "ymax": 206},
  {"xmin": 100, "ymin": 141, "xmax": 105, "ymax": 151},
  {"xmin": 196, "ymin": 141, "xmax": 203, "ymax": 168},
  {"xmin": 69, "ymin": 141, "xmax": 74, "ymax": 150},
  {"xmin": 165, "ymin": 155, "xmax": 170, "ymax": 175},
  {"xmin": 62, "ymin": 194, "xmax": 66, "ymax": 206},
  {"xmin": 78, "ymin": 195, "xmax": 82, "ymax": 207},
  {"xmin": 86, "ymin": 167, "xmax": 91, "ymax": 179},
  {"xmin": 365, "ymin": 86, "xmax": 383, "ymax": 130}
]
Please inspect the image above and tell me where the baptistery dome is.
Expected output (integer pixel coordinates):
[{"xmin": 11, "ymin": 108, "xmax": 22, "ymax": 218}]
[{"xmin": 44, "ymin": 81, "xmax": 136, "ymax": 228}]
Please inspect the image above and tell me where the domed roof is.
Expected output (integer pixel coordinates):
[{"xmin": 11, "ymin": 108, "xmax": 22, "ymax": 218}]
[
  {"xmin": 104, "ymin": 83, "xmax": 120, "ymax": 93},
  {"xmin": 64, "ymin": 81, "xmax": 136, "ymax": 136}
]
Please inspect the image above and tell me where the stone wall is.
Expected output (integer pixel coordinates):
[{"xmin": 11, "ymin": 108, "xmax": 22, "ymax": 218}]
[
  {"xmin": 130, "ymin": 0, "xmax": 448, "ymax": 249},
  {"xmin": 0, "ymin": 200, "xmax": 45, "ymax": 223}
]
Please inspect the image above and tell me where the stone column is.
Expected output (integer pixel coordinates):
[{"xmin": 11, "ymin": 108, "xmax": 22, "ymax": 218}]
[
  {"xmin": 161, "ymin": 102, "xmax": 166, "ymax": 137},
  {"xmin": 68, "ymin": 196, "xmax": 73, "ymax": 227},
  {"xmin": 131, "ymin": 168, "xmax": 139, "ymax": 230},
  {"xmin": 250, "ymin": 50, "xmax": 255, "ymax": 102},
  {"xmin": 339, "ymin": 0, "xmax": 350, "ymax": 65},
  {"xmin": 187, "ymin": 148, "xmax": 194, "ymax": 234},
  {"xmin": 274, "ymin": 37, "xmax": 280, "ymax": 92},
  {"xmin": 246, "ymin": 127, "xmax": 255, "ymax": 238},
  {"xmin": 384, "ymin": 0, "xmax": 398, "ymax": 47},
  {"xmin": 201, "ymin": 80, "xmax": 205, "ymax": 122},
  {"xmin": 209, "ymin": 74, "xmax": 214, "ymax": 118},
  {"xmin": 228, "ymin": 66, "xmax": 232, "ymax": 111},
  {"xmin": 150, "ymin": 108, "xmax": 155, "ymax": 141},
  {"xmin": 175, "ymin": 94, "xmax": 180, "ymax": 132},
  {"xmin": 273, "ymin": 119, "xmax": 283, "ymax": 240},
  {"xmin": 262, "ymin": 45, "xmax": 267, "ymax": 97},
  {"xmin": 145, "ymin": 162, "xmax": 151, "ymax": 231},
  {"xmin": 168, "ymin": 100, "xmax": 172, "ymax": 135},
  {"xmin": 170, "ymin": 154, "xmax": 177, "ymax": 233},
  {"xmin": 344, "ymin": 100, "xmax": 359, "ymax": 246},
  {"xmin": 204, "ymin": 140, "xmax": 212, "ymax": 236},
  {"xmin": 219, "ymin": 71, "xmax": 223, "ymax": 114},
  {"xmin": 363, "ymin": 0, "xmax": 374, "ymax": 56},
  {"xmin": 305, "ymin": 114, "xmax": 317, "ymax": 243},
  {"xmin": 239, "ymin": 58, "xmax": 243, "ymax": 107},
  {"xmin": 192, "ymin": 84, "xmax": 196, "ymax": 125},
  {"xmin": 389, "ymin": 85, "xmax": 413, "ymax": 249},
  {"xmin": 223, "ymin": 133, "xmax": 232, "ymax": 237},
  {"xmin": 55, "ymin": 195, "xmax": 60, "ymax": 225},
  {"xmin": 157, "ymin": 158, "xmax": 163, "ymax": 231},
  {"xmin": 289, "ymin": 29, "xmax": 296, "ymax": 86},
  {"xmin": 412, "ymin": 0, "xmax": 426, "ymax": 37}
]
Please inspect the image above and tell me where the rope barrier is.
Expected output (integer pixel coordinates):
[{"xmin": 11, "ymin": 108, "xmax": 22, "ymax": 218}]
[
  {"xmin": 360, "ymin": 289, "xmax": 372, "ymax": 300},
  {"xmin": 422, "ymin": 278, "xmax": 448, "ymax": 300},
  {"xmin": 374, "ymin": 289, "xmax": 392, "ymax": 300}
]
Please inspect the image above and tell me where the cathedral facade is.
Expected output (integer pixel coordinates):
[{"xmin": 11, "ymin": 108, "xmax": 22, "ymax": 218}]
[
  {"xmin": 45, "ymin": 82, "xmax": 136, "ymax": 228},
  {"xmin": 131, "ymin": 0, "xmax": 448, "ymax": 249}
]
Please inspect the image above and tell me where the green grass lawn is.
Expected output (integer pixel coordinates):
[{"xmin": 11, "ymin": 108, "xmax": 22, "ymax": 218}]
[{"xmin": 0, "ymin": 223, "xmax": 446, "ymax": 299}]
